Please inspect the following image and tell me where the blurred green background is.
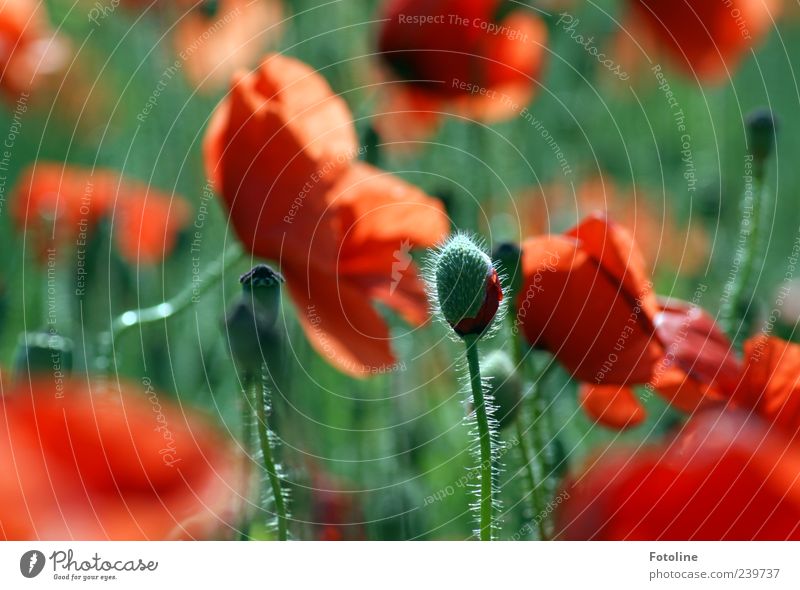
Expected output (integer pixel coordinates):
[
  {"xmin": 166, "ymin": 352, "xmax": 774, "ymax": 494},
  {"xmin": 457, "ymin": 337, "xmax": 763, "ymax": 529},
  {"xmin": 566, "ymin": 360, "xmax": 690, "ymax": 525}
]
[{"xmin": 0, "ymin": 0, "xmax": 797, "ymax": 539}]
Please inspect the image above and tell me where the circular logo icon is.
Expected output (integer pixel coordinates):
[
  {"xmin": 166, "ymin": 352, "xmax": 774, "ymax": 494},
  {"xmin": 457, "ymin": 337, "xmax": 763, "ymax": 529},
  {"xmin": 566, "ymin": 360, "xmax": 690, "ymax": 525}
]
[{"xmin": 20, "ymin": 550, "xmax": 46, "ymax": 578}]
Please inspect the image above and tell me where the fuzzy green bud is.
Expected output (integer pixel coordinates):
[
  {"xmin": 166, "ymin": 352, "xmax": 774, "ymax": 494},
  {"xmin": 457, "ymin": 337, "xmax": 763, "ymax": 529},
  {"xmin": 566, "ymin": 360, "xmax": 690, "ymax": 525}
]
[{"xmin": 435, "ymin": 235, "xmax": 503, "ymax": 337}]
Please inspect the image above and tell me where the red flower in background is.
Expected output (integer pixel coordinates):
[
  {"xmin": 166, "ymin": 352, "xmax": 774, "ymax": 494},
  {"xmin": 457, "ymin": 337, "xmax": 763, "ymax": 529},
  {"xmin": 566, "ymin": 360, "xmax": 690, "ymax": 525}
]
[
  {"xmin": 502, "ymin": 177, "xmax": 710, "ymax": 276},
  {"xmin": 173, "ymin": 0, "xmax": 284, "ymax": 92},
  {"xmin": 306, "ymin": 466, "xmax": 366, "ymax": 541},
  {"xmin": 627, "ymin": 0, "xmax": 779, "ymax": 82},
  {"xmin": 373, "ymin": 0, "xmax": 547, "ymax": 144},
  {"xmin": 12, "ymin": 163, "xmax": 190, "ymax": 264},
  {"xmin": 517, "ymin": 214, "xmax": 663, "ymax": 385},
  {"xmin": 555, "ymin": 409, "xmax": 800, "ymax": 540},
  {"xmin": 113, "ymin": 184, "xmax": 191, "ymax": 265},
  {"xmin": 12, "ymin": 164, "xmax": 117, "ymax": 250},
  {"xmin": 0, "ymin": 377, "xmax": 246, "ymax": 540},
  {"xmin": 204, "ymin": 54, "xmax": 449, "ymax": 376},
  {"xmin": 734, "ymin": 335, "xmax": 800, "ymax": 440},
  {"xmin": 0, "ymin": 0, "xmax": 69, "ymax": 97}
]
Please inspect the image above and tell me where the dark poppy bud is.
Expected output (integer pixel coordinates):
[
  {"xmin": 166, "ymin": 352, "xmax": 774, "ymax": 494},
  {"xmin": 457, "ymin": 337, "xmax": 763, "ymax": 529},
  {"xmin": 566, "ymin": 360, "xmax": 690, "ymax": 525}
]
[
  {"xmin": 481, "ymin": 350, "xmax": 522, "ymax": 430},
  {"xmin": 199, "ymin": 0, "xmax": 219, "ymax": 18},
  {"xmin": 433, "ymin": 234, "xmax": 503, "ymax": 337},
  {"xmin": 13, "ymin": 331, "xmax": 73, "ymax": 380},
  {"xmin": 240, "ymin": 264, "xmax": 284, "ymax": 330},
  {"xmin": 492, "ymin": 242, "xmax": 522, "ymax": 305},
  {"xmin": 746, "ymin": 108, "xmax": 777, "ymax": 165},
  {"xmin": 225, "ymin": 264, "xmax": 284, "ymax": 376}
]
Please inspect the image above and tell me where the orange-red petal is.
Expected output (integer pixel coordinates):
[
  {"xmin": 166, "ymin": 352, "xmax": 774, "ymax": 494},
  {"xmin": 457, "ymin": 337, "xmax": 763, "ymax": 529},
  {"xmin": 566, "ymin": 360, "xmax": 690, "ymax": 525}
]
[{"xmin": 579, "ymin": 384, "xmax": 646, "ymax": 429}]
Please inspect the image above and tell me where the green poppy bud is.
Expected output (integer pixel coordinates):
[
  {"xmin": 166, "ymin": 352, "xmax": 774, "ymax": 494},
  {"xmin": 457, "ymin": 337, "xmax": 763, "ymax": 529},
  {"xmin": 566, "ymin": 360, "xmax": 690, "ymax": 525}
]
[{"xmin": 434, "ymin": 234, "xmax": 503, "ymax": 337}]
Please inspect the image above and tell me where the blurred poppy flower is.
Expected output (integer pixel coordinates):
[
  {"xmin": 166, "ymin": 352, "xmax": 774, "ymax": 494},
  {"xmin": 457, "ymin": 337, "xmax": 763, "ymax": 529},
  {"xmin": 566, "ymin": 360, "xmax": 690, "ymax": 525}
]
[
  {"xmin": 501, "ymin": 177, "xmax": 710, "ymax": 276},
  {"xmin": 204, "ymin": 54, "xmax": 449, "ymax": 376},
  {"xmin": 579, "ymin": 299, "xmax": 742, "ymax": 429},
  {"xmin": 306, "ymin": 466, "xmax": 365, "ymax": 541},
  {"xmin": 113, "ymin": 184, "xmax": 191, "ymax": 265},
  {"xmin": 12, "ymin": 163, "xmax": 191, "ymax": 264},
  {"xmin": 0, "ymin": 0, "xmax": 70, "ymax": 97},
  {"xmin": 173, "ymin": 0, "xmax": 284, "ymax": 92},
  {"xmin": 556, "ymin": 409, "xmax": 800, "ymax": 540},
  {"xmin": 11, "ymin": 164, "xmax": 117, "ymax": 253},
  {"xmin": 373, "ymin": 0, "xmax": 547, "ymax": 144},
  {"xmin": 625, "ymin": 0, "xmax": 779, "ymax": 82},
  {"xmin": 0, "ymin": 377, "xmax": 246, "ymax": 540},
  {"xmin": 517, "ymin": 214, "xmax": 663, "ymax": 385},
  {"xmin": 734, "ymin": 335, "xmax": 800, "ymax": 440}
]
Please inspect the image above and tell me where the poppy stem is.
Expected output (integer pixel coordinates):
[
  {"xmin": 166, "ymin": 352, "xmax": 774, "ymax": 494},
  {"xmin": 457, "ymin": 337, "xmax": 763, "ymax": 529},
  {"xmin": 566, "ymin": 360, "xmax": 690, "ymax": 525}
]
[
  {"xmin": 513, "ymin": 414, "xmax": 545, "ymax": 538},
  {"xmin": 98, "ymin": 243, "xmax": 244, "ymax": 370},
  {"xmin": 720, "ymin": 161, "xmax": 768, "ymax": 342},
  {"xmin": 237, "ymin": 392, "xmax": 254, "ymax": 540},
  {"xmin": 720, "ymin": 110, "xmax": 775, "ymax": 343},
  {"xmin": 464, "ymin": 334, "xmax": 495, "ymax": 541},
  {"xmin": 248, "ymin": 373, "xmax": 289, "ymax": 541}
]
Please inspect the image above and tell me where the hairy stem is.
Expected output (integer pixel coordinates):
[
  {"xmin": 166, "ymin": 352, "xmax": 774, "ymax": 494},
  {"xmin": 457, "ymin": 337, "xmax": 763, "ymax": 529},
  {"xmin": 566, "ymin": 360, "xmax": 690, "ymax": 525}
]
[
  {"xmin": 249, "ymin": 374, "xmax": 288, "ymax": 541},
  {"xmin": 720, "ymin": 163, "xmax": 768, "ymax": 341},
  {"xmin": 464, "ymin": 335, "xmax": 494, "ymax": 541}
]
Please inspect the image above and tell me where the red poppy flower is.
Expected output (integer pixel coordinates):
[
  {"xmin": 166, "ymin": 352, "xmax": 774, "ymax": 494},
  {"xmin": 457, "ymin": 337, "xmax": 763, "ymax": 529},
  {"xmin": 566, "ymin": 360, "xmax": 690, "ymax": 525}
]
[
  {"xmin": 0, "ymin": 377, "xmax": 246, "ymax": 540},
  {"xmin": 517, "ymin": 214, "xmax": 663, "ymax": 385},
  {"xmin": 734, "ymin": 335, "xmax": 800, "ymax": 440},
  {"xmin": 12, "ymin": 163, "xmax": 191, "ymax": 265},
  {"xmin": 204, "ymin": 54, "xmax": 449, "ymax": 376},
  {"xmin": 373, "ymin": 0, "xmax": 547, "ymax": 144},
  {"xmin": 555, "ymin": 409, "xmax": 800, "ymax": 540},
  {"xmin": 113, "ymin": 184, "xmax": 191, "ymax": 265},
  {"xmin": 0, "ymin": 0, "xmax": 69, "ymax": 97},
  {"xmin": 11, "ymin": 164, "xmax": 117, "ymax": 252},
  {"xmin": 579, "ymin": 299, "xmax": 742, "ymax": 429},
  {"xmin": 628, "ymin": 0, "xmax": 779, "ymax": 82}
]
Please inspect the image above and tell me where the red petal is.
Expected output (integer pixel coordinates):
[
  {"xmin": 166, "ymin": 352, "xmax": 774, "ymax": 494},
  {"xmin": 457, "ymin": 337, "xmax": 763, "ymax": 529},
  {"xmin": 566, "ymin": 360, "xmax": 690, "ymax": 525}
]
[{"xmin": 579, "ymin": 384, "xmax": 646, "ymax": 429}]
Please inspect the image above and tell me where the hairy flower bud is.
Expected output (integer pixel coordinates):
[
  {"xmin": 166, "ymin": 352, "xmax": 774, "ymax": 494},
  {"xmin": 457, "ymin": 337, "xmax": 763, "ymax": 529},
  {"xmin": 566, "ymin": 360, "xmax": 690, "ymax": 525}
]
[{"xmin": 434, "ymin": 234, "xmax": 503, "ymax": 337}]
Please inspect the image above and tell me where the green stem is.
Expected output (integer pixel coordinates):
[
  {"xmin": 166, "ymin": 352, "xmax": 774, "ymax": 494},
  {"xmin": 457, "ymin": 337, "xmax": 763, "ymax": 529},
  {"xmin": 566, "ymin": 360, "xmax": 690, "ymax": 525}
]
[
  {"xmin": 509, "ymin": 318, "xmax": 551, "ymax": 540},
  {"xmin": 528, "ymin": 373, "xmax": 553, "ymax": 539},
  {"xmin": 238, "ymin": 392, "xmax": 254, "ymax": 541},
  {"xmin": 464, "ymin": 335, "xmax": 494, "ymax": 541},
  {"xmin": 720, "ymin": 164, "xmax": 767, "ymax": 341},
  {"xmin": 98, "ymin": 243, "xmax": 244, "ymax": 369},
  {"xmin": 514, "ymin": 415, "xmax": 545, "ymax": 539},
  {"xmin": 249, "ymin": 374, "xmax": 288, "ymax": 541}
]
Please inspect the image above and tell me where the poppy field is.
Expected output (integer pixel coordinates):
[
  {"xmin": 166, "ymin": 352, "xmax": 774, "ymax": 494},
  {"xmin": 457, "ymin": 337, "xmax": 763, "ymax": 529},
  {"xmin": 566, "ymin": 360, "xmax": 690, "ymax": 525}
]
[{"xmin": 1, "ymin": 0, "xmax": 799, "ymax": 543}]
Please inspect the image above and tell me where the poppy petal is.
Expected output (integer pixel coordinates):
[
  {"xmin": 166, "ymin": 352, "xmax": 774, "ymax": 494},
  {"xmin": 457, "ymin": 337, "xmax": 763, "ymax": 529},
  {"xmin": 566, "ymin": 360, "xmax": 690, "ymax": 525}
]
[
  {"xmin": 579, "ymin": 384, "xmax": 646, "ymax": 429},
  {"xmin": 283, "ymin": 265, "xmax": 397, "ymax": 377}
]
